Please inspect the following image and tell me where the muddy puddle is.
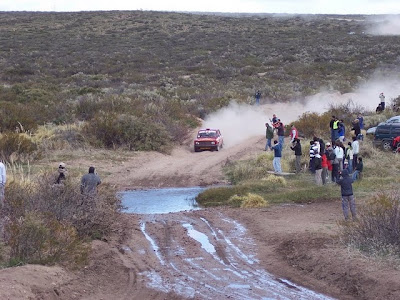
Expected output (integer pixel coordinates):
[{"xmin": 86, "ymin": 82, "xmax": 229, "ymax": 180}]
[{"xmin": 120, "ymin": 186, "xmax": 204, "ymax": 214}]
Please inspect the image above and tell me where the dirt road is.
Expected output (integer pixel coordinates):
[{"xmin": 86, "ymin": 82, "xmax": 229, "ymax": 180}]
[{"xmin": 2, "ymin": 135, "xmax": 400, "ymax": 300}]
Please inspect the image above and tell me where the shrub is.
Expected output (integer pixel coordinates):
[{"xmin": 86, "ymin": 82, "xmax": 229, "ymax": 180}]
[
  {"xmin": 240, "ymin": 193, "xmax": 269, "ymax": 208},
  {"xmin": 83, "ymin": 112, "xmax": 171, "ymax": 152},
  {"xmin": 0, "ymin": 132, "xmax": 38, "ymax": 162},
  {"xmin": 6, "ymin": 211, "xmax": 88, "ymax": 266},
  {"xmin": 339, "ymin": 192, "xmax": 400, "ymax": 258},
  {"xmin": 2, "ymin": 174, "xmax": 122, "ymax": 265},
  {"xmin": 261, "ymin": 175, "xmax": 287, "ymax": 186}
]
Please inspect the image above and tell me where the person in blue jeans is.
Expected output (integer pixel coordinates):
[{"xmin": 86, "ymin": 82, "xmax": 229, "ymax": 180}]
[
  {"xmin": 255, "ymin": 90, "xmax": 261, "ymax": 106},
  {"xmin": 265, "ymin": 123, "xmax": 274, "ymax": 151},
  {"xmin": 352, "ymin": 157, "xmax": 363, "ymax": 181},
  {"xmin": 337, "ymin": 169, "xmax": 357, "ymax": 221},
  {"xmin": 271, "ymin": 140, "xmax": 282, "ymax": 173}
]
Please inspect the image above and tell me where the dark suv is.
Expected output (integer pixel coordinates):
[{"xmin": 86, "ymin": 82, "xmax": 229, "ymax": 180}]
[{"xmin": 373, "ymin": 123, "xmax": 400, "ymax": 150}]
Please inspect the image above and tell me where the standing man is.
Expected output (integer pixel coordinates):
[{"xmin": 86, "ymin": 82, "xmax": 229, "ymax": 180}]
[
  {"xmin": 351, "ymin": 136, "xmax": 359, "ymax": 170},
  {"xmin": 265, "ymin": 123, "xmax": 274, "ymax": 151},
  {"xmin": 334, "ymin": 141, "xmax": 344, "ymax": 172},
  {"xmin": 276, "ymin": 119, "xmax": 285, "ymax": 146},
  {"xmin": 290, "ymin": 138, "xmax": 302, "ymax": 173},
  {"xmin": 271, "ymin": 140, "xmax": 282, "ymax": 174},
  {"xmin": 337, "ymin": 169, "xmax": 356, "ymax": 221},
  {"xmin": 289, "ymin": 124, "xmax": 298, "ymax": 143},
  {"xmin": 314, "ymin": 151, "xmax": 323, "ymax": 185},
  {"xmin": 0, "ymin": 160, "xmax": 6, "ymax": 208},
  {"xmin": 379, "ymin": 92, "xmax": 385, "ymax": 110},
  {"xmin": 80, "ymin": 166, "xmax": 101, "ymax": 196},
  {"xmin": 255, "ymin": 90, "xmax": 261, "ymax": 106}
]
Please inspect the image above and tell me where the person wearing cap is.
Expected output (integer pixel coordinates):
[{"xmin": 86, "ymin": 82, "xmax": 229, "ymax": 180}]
[
  {"xmin": 80, "ymin": 166, "xmax": 101, "ymax": 196},
  {"xmin": 55, "ymin": 162, "xmax": 67, "ymax": 184},
  {"xmin": 289, "ymin": 124, "xmax": 298, "ymax": 143},
  {"xmin": 0, "ymin": 159, "xmax": 6, "ymax": 208}
]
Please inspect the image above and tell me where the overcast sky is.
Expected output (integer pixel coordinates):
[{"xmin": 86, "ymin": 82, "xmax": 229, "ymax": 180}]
[{"xmin": 0, "ymin": 0, "xmax": 399, "ymax": 14}]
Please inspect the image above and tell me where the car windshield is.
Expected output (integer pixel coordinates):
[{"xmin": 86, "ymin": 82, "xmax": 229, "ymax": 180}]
[{"xmin": 198, "ymin": 131, "xmax": 217, "ymax": 138}]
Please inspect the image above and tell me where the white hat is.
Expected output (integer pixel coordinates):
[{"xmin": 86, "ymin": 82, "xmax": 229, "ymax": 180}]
[{"xmin": 59, "ymin": 162, "xmax": 66, "ymax": 168}]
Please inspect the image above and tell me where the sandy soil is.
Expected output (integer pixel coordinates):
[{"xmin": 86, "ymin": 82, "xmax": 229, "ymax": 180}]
[{"xmin": 1, "ymin": 135, "xmax": 400, "ymax": 300}]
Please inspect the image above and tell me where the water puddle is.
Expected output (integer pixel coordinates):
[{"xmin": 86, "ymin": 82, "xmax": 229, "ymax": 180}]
[{"xmin": 120, "ymin": 186, "xmax": 205, "ymax": 214}]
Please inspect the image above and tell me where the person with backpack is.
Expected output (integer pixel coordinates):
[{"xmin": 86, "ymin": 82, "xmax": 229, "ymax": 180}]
[
  {"xmin": 290, "ymin": 138, "xmax": 302, "ymax": 173},
  {"xmin": 326, "ymin": 142, "xmax": 338, "ymax": 182},
  {"xmin": 337, "ymin": 169, "xmax": 357, "ymax": 221},
  {"xmin": 265, "ymin": 123, "xmax": 274, "ymax": 151}
]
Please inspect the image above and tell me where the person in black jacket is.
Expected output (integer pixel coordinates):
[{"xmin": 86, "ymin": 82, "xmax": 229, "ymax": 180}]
[
  {"xmin": 290, "ymin": 138, "xmax": 302, "ymax": 173},
  {"xmin": 336, "ymin": 169, "xmax": 356, "ymax": 220}
]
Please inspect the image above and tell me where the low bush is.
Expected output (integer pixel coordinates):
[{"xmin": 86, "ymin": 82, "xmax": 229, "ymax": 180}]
[
  {"xmin": 83, "ymin": 112, "xmax": 171, "ymax": 152},
  {"xmin": 240, "ymin": 193, "xmax": 269, "ymax": 208},
  {"xmin": 340, "ymin": 193, "xmax": 400, "ymax": 258},
  {"xmin": 0, "ymin": 132, "xmax": 38, "ymax": 162},
  {"xmin": 2, "ymin": 174, "xmax": 122, "ymax": 266}
]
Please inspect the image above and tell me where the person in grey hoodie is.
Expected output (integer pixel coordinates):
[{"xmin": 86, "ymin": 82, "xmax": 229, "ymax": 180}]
[
  {"xmin": 336, "ymin": 169, "xmax": 356, "ymax": 221},
  {"xmin": 80, "ymin": 166, "xmax": 101, "ymax": 196}
]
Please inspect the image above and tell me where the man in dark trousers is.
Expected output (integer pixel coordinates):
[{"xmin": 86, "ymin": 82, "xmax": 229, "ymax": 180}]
[
  {"xmin": 290, "ymin": 138, "xmax": 302, "ymax": 173},
  {"xmin": 336, "ymin": 169, "xmax": 356, "ymax": 221}
]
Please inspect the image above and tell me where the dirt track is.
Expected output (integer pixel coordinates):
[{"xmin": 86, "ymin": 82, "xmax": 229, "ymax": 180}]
[{"xmin": 1, "ymin": 135, "xmax": 400, "ymax": 300}]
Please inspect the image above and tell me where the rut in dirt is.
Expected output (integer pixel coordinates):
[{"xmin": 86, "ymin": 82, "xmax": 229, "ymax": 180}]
[{"xmin": 122, "ymin": 211, "xmax": 335, "ymax": 300}]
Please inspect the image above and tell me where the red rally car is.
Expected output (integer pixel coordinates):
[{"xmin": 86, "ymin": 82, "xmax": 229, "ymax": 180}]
[{"xmin": 194, "ymin": 128, "xmax": 224, "ymax": 152}]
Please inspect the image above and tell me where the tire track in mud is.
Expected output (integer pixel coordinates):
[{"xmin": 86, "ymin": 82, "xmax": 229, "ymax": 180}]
[{"xmin": 129, "ymin": 211, "xmax": 336, "ymax": 300}]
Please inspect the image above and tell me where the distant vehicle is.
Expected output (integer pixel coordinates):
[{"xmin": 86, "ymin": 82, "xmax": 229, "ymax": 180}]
[
  {"xmin": 194, "ymin": 128, "xmax": 223, "ymax": 152},
  {"xmin": 373, "ymin": 122, "xmax": 400, "ymax": 151}
]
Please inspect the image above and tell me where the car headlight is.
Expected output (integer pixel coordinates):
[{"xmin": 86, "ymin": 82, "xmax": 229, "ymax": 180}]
[
  {"xmin": 195, "ymin": 142, "xmax": 200, "ymax": 145},
  {"xmin": 211, "ymin": 141, "xmax": 215, "ymax": 145}
]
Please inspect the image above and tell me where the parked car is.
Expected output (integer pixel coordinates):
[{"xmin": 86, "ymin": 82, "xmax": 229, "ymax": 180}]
[
  {"xmin": 373, "ymin": 122, "xmax": 400, "ymax": 151},
  {"xmin": 194, "ymin": 128, "xmax": 223, "ymax": 152},
  {"xmin": 366, "ymin": 126, "xmax": 376, "ymax": 135},
  {"xmin": 366, "ymin": 116, "xmax": 400, "ymax": 136}
]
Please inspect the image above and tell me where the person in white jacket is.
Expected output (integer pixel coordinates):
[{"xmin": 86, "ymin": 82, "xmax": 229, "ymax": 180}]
[
  {"xmin": 0, "ymin": 160, "xmax": 6, "ymax": 208},
  {"xmin": 334, "ymin": 142, "xmax": 344, "ymax": 172},
  {"xmin": 351, "ymin": 137, "xmax": 360, "ymax": 170}
]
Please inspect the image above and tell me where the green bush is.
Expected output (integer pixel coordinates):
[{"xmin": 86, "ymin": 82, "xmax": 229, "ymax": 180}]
[{"xmin": 83, "ymin": 112, "xmax": 171, "ymax": 152}]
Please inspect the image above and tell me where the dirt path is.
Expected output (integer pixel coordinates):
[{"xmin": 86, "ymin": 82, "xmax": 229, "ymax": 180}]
[{"xmin": 1, "ymin": 135, "xmax": 400, "ymax": 299}]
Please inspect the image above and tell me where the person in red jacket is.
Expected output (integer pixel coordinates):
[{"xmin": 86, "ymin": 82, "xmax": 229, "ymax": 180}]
[
  {"xmin": 289, "ymin": 124, "xmax": 298, "ymax": 143},
  {"xmin": 321, "ymin": 152, "xmax": 329, "ymax": 185}
]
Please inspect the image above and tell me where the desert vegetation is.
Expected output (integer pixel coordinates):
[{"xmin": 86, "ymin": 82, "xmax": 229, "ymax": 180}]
[
  {"xmin": 1, "ymin": 11, "xmax": 400, "ymax": 158},
  {"xmin": 1, "ymin": 10, "xmax": 400, "ymax": 267}
]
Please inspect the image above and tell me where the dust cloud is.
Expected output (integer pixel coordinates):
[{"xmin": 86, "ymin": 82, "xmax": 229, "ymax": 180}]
[
  {"xmin": 203, "ymin": 76, "xmax": 400, "ymax": 148},
  {"xmin": 366, "ymin": 15, "xmax": 400, "ymax": 36}
]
